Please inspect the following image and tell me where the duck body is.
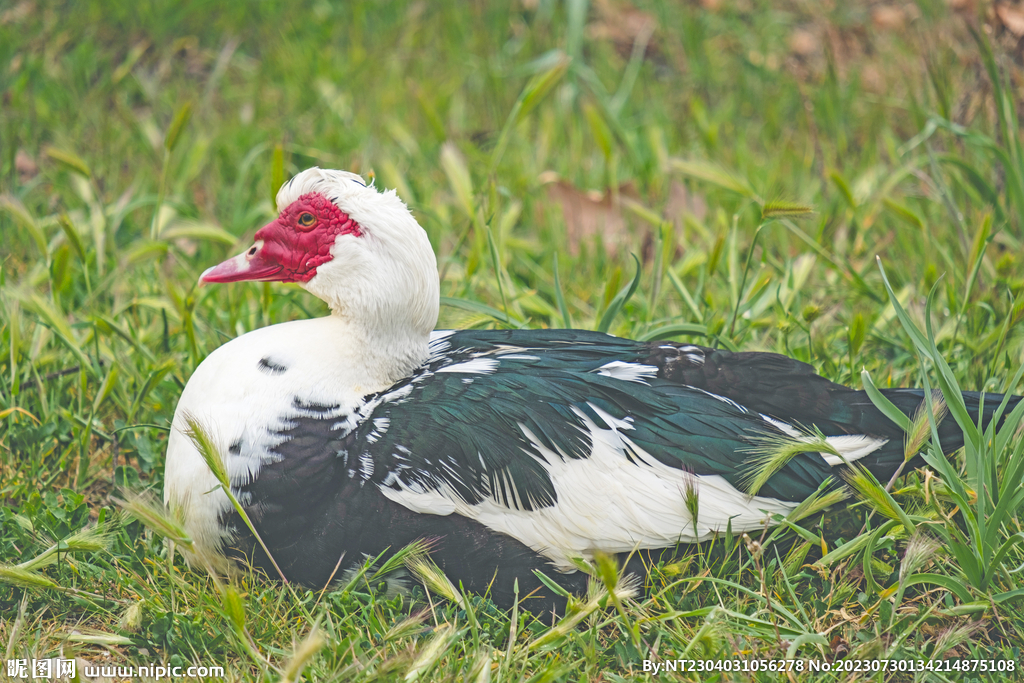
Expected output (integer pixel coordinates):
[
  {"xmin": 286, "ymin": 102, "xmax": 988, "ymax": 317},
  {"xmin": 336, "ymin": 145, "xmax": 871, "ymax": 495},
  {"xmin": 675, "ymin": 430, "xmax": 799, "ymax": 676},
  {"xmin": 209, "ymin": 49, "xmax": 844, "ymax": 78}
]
[{"xmin": 165, "ymin": 168, "xmax": 1016, "ymax": 610}]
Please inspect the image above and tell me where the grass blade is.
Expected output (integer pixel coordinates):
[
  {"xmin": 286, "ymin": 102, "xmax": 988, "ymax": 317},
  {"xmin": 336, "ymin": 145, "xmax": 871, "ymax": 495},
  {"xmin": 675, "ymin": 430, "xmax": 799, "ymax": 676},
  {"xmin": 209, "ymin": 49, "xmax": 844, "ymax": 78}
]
[{"xmin": 596, "ymin": 254, "xmax": 641, "ymax": 333}]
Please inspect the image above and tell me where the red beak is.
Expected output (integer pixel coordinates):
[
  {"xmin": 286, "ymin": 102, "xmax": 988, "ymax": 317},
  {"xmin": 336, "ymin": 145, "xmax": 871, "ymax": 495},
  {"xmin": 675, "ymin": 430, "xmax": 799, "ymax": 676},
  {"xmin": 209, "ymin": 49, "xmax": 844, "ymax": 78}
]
[{"xmin": 199, "ymin": 241, "xmax": 283, "ymax": 285}]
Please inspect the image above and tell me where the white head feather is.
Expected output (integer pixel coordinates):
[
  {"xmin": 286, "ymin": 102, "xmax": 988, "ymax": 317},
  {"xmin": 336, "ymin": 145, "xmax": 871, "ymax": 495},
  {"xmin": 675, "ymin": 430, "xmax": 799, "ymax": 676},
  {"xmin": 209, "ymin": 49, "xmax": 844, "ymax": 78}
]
[{"xmin": 276, "ymin": 168, "xmax": 439, "ymax": 381}]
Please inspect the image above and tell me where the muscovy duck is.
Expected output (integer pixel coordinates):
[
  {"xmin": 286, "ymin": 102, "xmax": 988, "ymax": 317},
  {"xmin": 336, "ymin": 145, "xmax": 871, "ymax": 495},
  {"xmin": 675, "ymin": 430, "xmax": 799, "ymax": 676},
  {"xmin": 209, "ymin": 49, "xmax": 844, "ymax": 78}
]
[{"xmin": 165, "ymin": 167, "xmax": 1013, "ymax": 610}]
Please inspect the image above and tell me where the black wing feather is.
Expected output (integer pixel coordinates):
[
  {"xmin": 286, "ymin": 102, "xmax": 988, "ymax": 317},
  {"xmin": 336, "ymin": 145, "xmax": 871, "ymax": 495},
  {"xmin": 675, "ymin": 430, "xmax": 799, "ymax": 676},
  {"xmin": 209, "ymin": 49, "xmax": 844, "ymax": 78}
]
[{"xmin": 352, "ymin": 330, "xmax": 843, "ymax": 508}]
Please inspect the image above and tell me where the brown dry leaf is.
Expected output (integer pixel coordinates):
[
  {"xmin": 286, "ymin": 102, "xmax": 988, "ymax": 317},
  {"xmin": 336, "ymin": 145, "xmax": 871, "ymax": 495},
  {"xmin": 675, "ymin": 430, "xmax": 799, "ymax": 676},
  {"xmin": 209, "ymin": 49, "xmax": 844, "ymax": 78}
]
[
  {"xmin": 589, "ymin": 0, "xmax": 658, "ymax": 58},
  {"xmin": 15, "ymin": 149, "xmax": 37, "ymax": 182},
  {"xmin": 871, "ymin": 5, "xmax": 906, "ymax": 31},
  {"xmin": 0, "ymin": 1, "xmax": 33, "ymax": 26},
  {"xmin": 827, "ymin": 635, "xmax": 851, "ymax": 661},
  {"xmin": 666, "ymin": 180, "xmax": 707, "ymax": 228},
  {"xmin": 996, "ymin": 3, "xmax": 1024, "ymax": 36},
  {"xmin": 789, "ymin": 29, "xmax": 820, "ymax": 57},
  {"xmin": 860, "ymin": 64, "xmax": 886, "ymax": 94},
  {"xmin": 545, "ymin": 177, "xmax": 639, "ymax": 257},
  {"xmin": 173, "ymin": 238, "xmax": 198, "ymax": 257}
]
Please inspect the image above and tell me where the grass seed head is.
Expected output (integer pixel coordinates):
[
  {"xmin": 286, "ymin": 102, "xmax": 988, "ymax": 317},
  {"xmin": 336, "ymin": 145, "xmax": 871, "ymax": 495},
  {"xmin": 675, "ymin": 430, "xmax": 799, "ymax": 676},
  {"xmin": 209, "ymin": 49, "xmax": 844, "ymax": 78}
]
[
  {"xmin": 404, "ymin": 624, "xmax": 459, "ymax": 682},
  {"xmin": 932, "ymin": 620, "xmax": 985, "ymax": 658},
  {"xmin": 182, "ymin": 411, "xmax": 229, "ymax": 489},
  {"xmin": 843, "ymin": 466, "xmax": 902, "ymax": 522},
  {"xmin": 119, "ymin": 601, "xmax": 144, "ymax": 632},
  {"xmin": 405, "ymin": 552, "xmax": 464, "ymax": 608},
  {"xmin": 0, "ymin": 566, "xmax": 61, "ymax": 591},
  {"xmin": 280, "ymin": 624, "xmax": 326, "ymax": 683},
  {"xmin": 682, "ymin": 468, "xmax": 700, "ymax": 537},
  {"xmin": 220, "ymin": 584, "xmax": 247, "ymax": 634},
  {"xmin": 787, "ymin": 477, "xmax": 849, "ymax": 523},
  {"xmin": 742, "ymin": 426, "xmax": 840, "ymax": 496},
  {"xmin": 115, "ymin": 491, "xmax": 194, "ymax": 550},
  {"xmin": 905, "ymin": 391, "xmax": 947, "ymax": 460},
  {"xmin": 899, "ymin": 532, "xmax": 940, "ymax": 583}
]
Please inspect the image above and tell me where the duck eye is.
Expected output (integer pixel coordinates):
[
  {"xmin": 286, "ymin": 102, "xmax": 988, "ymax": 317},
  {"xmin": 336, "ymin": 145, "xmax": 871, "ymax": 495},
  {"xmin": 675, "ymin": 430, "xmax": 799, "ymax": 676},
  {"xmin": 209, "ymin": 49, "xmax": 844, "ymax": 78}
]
[{"xmin": 297, "ymin": 212, "xmax": 316, "ymax": 228}]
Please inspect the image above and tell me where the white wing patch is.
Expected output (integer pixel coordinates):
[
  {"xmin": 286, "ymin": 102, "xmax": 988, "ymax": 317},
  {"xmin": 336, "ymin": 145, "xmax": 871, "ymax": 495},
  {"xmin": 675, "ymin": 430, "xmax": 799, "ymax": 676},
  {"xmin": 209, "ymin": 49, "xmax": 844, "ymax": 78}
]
[
  {"xmin": 436, "ymin": 358, "xmax": 500, "ymax": 374},
  {"xmin": 594, "ymin": 361, "xmax": 659, "ymax": 384},
  {"xmin": 470, "ymin": 344, "xmax": 534, "ymax": 357},
  {"xmin": 759, "ymin": 414, "xmax": 802, "ymax": 437},
  {"xmin": 661, "ymin": 344, "xmax": 705, "ymax": 366},
  {"xmin": 758, "ymin": 413, "xmax": 889, "ymax": 465},
  {"xmin": 380, "ymin": 486, "xmax": 457, "ymax": 515},
  {"xmin": 579, "ymin": 402, "xmax": 635, "ymax": 434},
  {"xmin": 427, "ymin": 330, "xmax": 456, "ymax": 361},
  {"xmin": 359, "ymin": 452, "xmax": 375, "ymax": 478},
  {"xmin": 686, "ymin": 386, "xmax": 746, "ymax": 413},
  {"xmin": 380, "ymin": 384, "xmax": 414, "ymax": 403},
  {"xmin": 364, "ymin": 417, "xmax": 392, "ymax": 444},
  {"xmin": 379, "ymin": 402, "xmax": 798, "ymax": 571},
  {"xmin": 821, "ymin": 435, "xmax": 889, "ymax": 466}
]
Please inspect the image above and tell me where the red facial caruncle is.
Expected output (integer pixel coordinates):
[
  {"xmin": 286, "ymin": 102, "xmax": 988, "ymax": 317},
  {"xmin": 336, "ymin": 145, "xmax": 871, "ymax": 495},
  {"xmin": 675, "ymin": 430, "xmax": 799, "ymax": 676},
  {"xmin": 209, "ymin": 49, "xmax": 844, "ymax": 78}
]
[{"xmin": 200, "ymin": 193, "xmax": 362, "ymax": 285}]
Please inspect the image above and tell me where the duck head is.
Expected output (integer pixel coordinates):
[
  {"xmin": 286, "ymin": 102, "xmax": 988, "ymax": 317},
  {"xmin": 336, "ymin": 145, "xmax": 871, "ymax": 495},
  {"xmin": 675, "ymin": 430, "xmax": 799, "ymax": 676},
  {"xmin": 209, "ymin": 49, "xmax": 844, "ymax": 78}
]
[{"xmin": 200, "ymin": 168, "xmax": 440, "ymax": 379}]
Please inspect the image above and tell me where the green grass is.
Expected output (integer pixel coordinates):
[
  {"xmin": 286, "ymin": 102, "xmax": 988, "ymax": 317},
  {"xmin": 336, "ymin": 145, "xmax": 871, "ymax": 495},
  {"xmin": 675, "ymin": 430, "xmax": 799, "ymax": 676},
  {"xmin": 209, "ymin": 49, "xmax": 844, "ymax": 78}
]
[{"xmin": 2, "ymin": 0, "xmax": 1024, "ymax": 680}]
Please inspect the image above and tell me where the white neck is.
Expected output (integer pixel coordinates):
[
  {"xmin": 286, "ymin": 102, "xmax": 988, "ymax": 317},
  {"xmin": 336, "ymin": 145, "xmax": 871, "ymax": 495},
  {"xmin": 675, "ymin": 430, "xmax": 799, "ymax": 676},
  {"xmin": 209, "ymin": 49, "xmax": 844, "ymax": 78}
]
[
  {"xmin": 295, "ymin": 180, "xmax": 440, "ymax": 387},
  {"xmin": 319, "ymin": 302, "xmax": 433, "ymax": 388}
]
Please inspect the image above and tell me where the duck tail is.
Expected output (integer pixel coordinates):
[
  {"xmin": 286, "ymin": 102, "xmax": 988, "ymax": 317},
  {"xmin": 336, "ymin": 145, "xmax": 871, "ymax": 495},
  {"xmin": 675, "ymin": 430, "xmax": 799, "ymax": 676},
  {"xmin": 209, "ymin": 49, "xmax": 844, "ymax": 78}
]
[{"xmin": 876, "ymin": 388, "xmax": 1023, "ymax": 454}]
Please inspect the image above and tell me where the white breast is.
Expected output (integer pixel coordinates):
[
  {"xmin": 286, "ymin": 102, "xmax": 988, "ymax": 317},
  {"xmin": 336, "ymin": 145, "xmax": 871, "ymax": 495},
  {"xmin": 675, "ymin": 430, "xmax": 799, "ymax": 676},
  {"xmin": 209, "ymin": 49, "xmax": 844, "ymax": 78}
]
[{"xmin": 163, "ymin": 316, "xmax": 374, "ymax": 567}]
